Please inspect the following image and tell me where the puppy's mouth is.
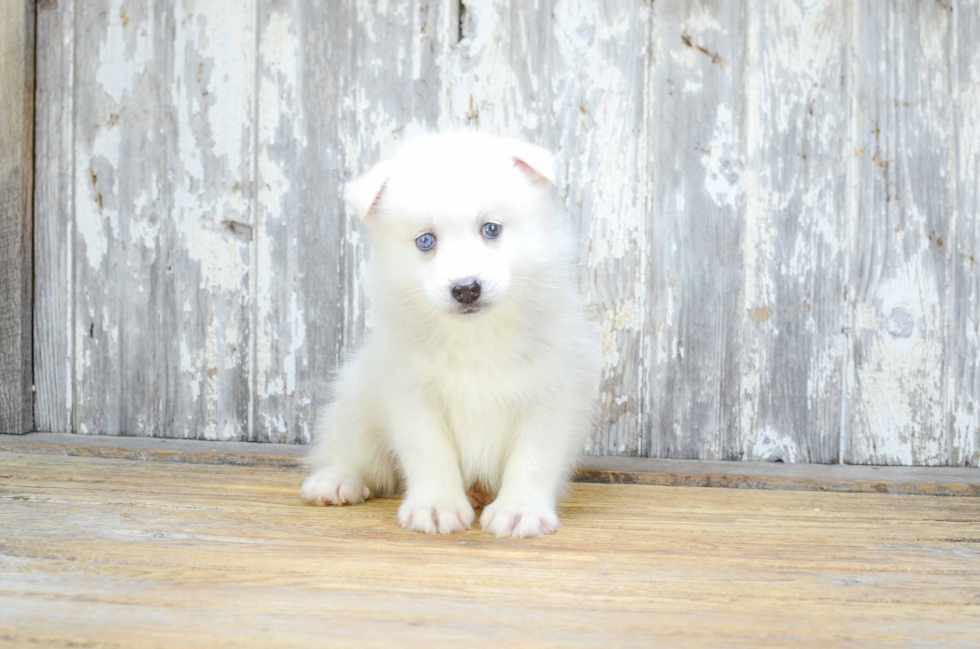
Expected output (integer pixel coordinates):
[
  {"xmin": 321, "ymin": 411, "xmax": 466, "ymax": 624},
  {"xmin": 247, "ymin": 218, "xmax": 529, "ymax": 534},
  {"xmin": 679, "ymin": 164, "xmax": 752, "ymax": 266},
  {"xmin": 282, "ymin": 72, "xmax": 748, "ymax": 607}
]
[{"xmin": 454, "ymin": 301, "xmax": 489, "ymax": 315}]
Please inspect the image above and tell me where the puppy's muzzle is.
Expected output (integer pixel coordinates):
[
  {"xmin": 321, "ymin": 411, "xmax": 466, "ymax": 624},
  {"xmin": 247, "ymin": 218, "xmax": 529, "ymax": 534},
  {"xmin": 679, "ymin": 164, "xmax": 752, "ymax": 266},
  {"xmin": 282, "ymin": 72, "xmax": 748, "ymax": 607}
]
[{"xmin": 451, "ymin": 278, "xmax": 481, "ymax": 305}]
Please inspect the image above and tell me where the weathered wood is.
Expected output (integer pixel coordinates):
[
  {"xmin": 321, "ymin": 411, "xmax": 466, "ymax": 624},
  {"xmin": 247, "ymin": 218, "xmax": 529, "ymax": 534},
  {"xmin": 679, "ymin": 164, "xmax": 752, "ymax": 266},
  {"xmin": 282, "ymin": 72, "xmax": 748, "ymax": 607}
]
[
  {"xmin": 0, "ymin": 0, "xmax": 35, "ymax": 434},
  {"xmin": 846, "ymin": 0, "xmax": 954, "ymax": 465},
  {"xmin": 737, "ymin": 0, "xmax": 849, "ymax": 463},
  {"xmin": 33, "ymin": 0, "xmax": 74, "ymax": 434},
  {"xmin": 251, "ymin": 0, "xmax": 451, "ymax": 442},
  {"xmin": 3, "ymin": 432, "xmax": 979, "ymax": 497},
  {"xmin": 646, "ymin": 0, "xmax": 746, "ymax": 460},
  {"xmin": 577, "ymin": 455, "xmax": 980, "ymax": 497},
  {"xmin": 949, "ymin": 0, "xmax": 980, "ymax": 467},
  {"xmin": 2, "ymin": 452, "xmax": 980, "ymax": 648},
  {"xmin": 70, "ymin": 0, "xmax": 254, "ymax": 439},
  {"xmin": 0, "ymin": 432, "xmax": 307, "ymax": 468},
  {"xmin": 251, "ymin": 0, "xmax": 348, "ymax": 442},
  {"xmin": 30, "ymin": 0, "xmax": 980, "ymax": 463}
]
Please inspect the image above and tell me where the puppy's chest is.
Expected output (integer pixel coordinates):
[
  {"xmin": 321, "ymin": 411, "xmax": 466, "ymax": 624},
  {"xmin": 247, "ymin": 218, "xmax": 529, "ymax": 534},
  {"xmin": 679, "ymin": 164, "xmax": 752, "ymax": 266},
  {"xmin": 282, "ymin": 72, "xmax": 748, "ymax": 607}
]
[{"xmin": 426, "ymin": 349, "xmax": 533, "ymax": 413}]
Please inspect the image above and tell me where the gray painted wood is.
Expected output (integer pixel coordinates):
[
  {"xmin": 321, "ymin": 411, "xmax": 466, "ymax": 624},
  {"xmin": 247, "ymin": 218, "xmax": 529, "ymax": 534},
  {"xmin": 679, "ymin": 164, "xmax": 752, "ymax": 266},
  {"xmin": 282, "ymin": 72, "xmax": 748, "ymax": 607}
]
[
  {"xmin": 846, "ymin": 0, "xmax": 954, "ymax": 465},
  {"xmin": 949, "ymin": 0, "xmax": 980, "ymax": 467},
  {"xmin": 31, "ymin": 0, "xmax": 980, "ymax": 465},
  {"xmin": 737, "ymin": 0, "xmax": 848, "ymax": 463},
  {"xmin": 250, "ymin": 0, "xmax": 450, "ymax": 442},
  {"xmin": 0, "ymin": 0, "xmax": 35, "ymax": 434},
  {"xmin": 646, "ymin": 0, "xmax": 747, "ymax": 460},
  {"xmin": 6, "ymin": 432, "xmax": 980, "ymax": 497},
  {"xmin": 70, "ymin": 0, "xmax": 253, "ymax": 439},
  {"xmin": 34, "ymin": 0, "xmax": 74, "ymax": 434},
  {"xmin": 251, "ymin": 0, "xmax": 349, "ymax": 443}
]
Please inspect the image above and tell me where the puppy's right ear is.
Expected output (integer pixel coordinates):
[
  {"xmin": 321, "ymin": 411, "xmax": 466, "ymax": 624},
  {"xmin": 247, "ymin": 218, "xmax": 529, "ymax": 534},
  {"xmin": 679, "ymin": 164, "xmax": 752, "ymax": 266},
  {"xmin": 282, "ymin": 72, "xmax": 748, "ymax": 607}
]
[{"xmin": 345, "ymin": 160, "xmax": 392, "ymax": 219}]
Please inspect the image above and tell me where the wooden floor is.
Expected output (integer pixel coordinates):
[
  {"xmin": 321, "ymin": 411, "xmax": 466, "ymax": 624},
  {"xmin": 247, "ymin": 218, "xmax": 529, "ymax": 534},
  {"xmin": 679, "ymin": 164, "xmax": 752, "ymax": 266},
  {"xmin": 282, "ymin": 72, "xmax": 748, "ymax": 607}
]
[{"xmin": 1, "ymin": 452, "xmax": 978, "ymax": 648}]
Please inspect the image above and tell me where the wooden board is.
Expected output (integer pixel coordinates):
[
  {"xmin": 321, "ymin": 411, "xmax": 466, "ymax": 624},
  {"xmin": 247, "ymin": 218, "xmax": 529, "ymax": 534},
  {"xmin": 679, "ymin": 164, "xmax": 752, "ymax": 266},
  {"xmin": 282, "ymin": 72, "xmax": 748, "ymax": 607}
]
[
  {"xmin": 70, "ymin": 0, "xmax": 254, "ymax": 439},
  {"xmin": 646, "ymin": 0, "xmax": 746, "ymax": 460},
  {"xmin": 251, "ymin": 0, "xmax": 350, "ymax": 442},
  {"xmin": 2, "ymin": 433, "xmax": 978, "ymax": 497},
  {"xmin": 846, "ymin": 0, "xmax": 956, "ymax": 465},
  {"xmin": 1, "ymin": 452, "xmax": 979, "ymax": 648},
  {"xmin": 738, "ymin": 0, "xmax": 848, "ymax": 463},
  {"xmin": 33, "ymin": 0, "xmax": 74, "ymax": 434},
  {"xmin": 0, "ymin": 0, "xmax": 34, "ymax": 435},
  {"xmin": 949, "ymin": 0, "xmax": 980, "ymax": 467},
  {"xmin": 250, "ymin": 0, "xmax": 451, "ymax": 442}
]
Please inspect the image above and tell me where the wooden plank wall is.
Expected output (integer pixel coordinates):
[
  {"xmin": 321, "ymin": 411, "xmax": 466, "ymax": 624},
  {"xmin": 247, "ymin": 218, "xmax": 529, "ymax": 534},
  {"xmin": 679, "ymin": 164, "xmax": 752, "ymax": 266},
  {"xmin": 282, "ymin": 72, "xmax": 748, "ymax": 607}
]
[
  {"xmin": 31, "ymin": 0, "xmax": 980, "ymax": 466},
  {"xmin": 0, "ymin": 0, "xmax": 35, "ymax": 434}
]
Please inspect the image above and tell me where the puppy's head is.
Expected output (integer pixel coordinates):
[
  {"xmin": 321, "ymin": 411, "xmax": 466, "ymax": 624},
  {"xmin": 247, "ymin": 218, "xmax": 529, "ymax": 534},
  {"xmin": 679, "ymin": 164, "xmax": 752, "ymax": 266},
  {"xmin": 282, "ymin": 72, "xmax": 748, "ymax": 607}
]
[{"xmin": 346, "ymin": 133, "xmax": 563, "ymax": 319}]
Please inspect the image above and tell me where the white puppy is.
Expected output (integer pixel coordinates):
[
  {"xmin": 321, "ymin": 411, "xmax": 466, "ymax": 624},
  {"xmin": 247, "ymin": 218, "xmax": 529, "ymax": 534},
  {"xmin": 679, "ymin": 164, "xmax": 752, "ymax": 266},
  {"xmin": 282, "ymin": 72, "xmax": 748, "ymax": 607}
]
[{"xmin": 300, "ymin": 132, "xmax": 599, "ymax": 538}]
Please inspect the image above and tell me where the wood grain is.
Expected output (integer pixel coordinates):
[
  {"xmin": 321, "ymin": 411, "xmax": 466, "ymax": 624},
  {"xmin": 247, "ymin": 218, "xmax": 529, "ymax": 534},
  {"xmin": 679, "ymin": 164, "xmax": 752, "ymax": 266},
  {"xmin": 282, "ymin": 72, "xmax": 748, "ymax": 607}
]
[
  {"xmin": 251, "ymin": 0, "xmax": 351, "ymax": 442},
  {"xmin": 739, "ymin": 0, "xmax": 848, "ymax": 463},
  {"xmin": 647, "ymin": 0, "xmax": 746, "ymax": 460},
  {"xmin": 3, "ymin": 433, "xmax": 978, "ymax": 497},
  {"xmin": 949, "ymin": 0, "xmax": 980, "ymax": 467},
  {"xmin": 250, "ymin": 0, "xmax": 450, "ymax": 442},
  {"xmin": 0, "ymin": 0, "xmax": 35, "ymax": 435},
  {"xmin": 846, "ymin": 0, "xmax": 955, "ymax": 465},
  {"xmin": 33, "ymin": 0, "xmax": 74, "ymax": 434},
  {"xmin": 1, "ymin": 452, "xmax": 978, "ymax": 648},
  {"xmin": 70, "ymin": 0, "xmax": 254, "ymax": 440}
]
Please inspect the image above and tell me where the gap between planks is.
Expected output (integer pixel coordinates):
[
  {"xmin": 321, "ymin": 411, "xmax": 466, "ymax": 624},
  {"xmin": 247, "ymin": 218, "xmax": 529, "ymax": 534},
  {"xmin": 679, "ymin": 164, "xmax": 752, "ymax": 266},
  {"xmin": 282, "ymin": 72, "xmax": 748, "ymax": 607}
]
[{"xmin": 1, "ymin": 433, "xmax": 977, "ymax": 497}]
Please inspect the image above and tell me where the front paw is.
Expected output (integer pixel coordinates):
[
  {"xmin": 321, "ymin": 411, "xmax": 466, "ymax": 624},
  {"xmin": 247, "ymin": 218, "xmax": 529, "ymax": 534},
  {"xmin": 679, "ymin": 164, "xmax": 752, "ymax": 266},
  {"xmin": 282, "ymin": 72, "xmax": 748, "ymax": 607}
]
[
  {"xmin": 301, "ymin": 468, "xmax": 369, "ymax": 506},
  {"xmin": 480, "ymin": 500, "xmax": 559, "ymax": 538},
  {"xmin": 398, "ymin": 495, "xmax": 475, "ymax": 535}
]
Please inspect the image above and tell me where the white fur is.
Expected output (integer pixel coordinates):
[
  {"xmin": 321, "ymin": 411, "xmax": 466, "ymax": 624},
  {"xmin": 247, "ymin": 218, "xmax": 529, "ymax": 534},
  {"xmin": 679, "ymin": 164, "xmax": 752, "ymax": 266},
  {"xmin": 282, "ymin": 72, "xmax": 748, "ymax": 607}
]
[{"xmin": 301, "ymin": 132, "xmax": 599, "ymax": 538}]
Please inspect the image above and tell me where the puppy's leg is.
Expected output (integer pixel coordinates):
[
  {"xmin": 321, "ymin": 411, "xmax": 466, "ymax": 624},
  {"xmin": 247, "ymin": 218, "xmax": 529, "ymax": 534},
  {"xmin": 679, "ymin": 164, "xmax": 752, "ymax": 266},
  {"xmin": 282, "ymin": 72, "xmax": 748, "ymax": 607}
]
[
  {"xmin": 301, "ymin": 378, "xmax": 395, "ymax": 506},
  {"xmin": 480, "ymin": 405, "xmax": 586, "ymax": 538},
  {"xmin": 388, "ymin": 399, "xmax": 474, "ymax": 535}
]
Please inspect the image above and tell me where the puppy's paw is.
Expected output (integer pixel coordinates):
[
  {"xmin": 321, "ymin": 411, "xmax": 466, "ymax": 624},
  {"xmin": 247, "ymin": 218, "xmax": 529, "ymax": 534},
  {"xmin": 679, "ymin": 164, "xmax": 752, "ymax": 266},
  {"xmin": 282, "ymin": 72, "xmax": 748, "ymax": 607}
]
[
  {"xmin": 398, "ymin": 496, "xmax": 475, "ymax": 535},
  {"xmin": 480, "ymin": 500, "xmax": 559, "ymax": 539},
  {"xmin": 301, "ymin": 468, "xmax": 369, "ymax": 506}
]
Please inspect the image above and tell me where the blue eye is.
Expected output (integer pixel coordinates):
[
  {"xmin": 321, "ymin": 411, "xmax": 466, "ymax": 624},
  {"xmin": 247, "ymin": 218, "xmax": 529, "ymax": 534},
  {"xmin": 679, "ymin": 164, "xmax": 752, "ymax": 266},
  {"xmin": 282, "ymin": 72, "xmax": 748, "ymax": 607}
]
[
  {"xmin": 482, "ymin": 222, "xmax": 502, "ymax": 239},
  {"xmin": 416, "ymin": 232, "xmax": 436, "ymax": 251}
]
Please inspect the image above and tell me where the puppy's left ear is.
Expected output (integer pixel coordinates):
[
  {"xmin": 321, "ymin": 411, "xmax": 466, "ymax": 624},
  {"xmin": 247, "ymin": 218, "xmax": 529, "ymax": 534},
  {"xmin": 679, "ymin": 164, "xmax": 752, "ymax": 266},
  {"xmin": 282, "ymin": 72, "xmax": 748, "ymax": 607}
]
[
  {"xmin": 345, "ymin": 160, "xmax": 392, "ymax": 219},
  {"xmin": 505, "ymin": 139, "xmax": 556, "ymax": 185}
]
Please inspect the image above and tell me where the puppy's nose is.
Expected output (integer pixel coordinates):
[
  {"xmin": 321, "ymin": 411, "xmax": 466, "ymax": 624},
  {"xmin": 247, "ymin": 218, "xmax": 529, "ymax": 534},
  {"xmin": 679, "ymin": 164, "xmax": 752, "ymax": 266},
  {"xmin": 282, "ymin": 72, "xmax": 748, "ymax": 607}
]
[{"xmin": 451, "ymin": 278, "xmax": 481, "ymax": 304}]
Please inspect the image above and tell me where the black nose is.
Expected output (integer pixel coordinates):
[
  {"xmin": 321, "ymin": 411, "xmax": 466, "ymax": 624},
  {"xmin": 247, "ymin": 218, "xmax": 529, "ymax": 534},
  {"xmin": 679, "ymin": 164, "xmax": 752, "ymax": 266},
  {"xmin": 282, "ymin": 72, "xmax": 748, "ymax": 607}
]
[{"xmin": 451, "ymin": 278, "xmax": 481, "ymax": 304}]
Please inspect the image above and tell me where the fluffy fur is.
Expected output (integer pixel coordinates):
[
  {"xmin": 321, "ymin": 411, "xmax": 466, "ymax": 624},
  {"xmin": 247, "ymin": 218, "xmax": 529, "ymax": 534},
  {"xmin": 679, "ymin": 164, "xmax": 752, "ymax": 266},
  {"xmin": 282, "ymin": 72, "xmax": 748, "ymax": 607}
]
[{"xmin": 301, "ymin": 132, "xmax": 599, "ymax": 538}]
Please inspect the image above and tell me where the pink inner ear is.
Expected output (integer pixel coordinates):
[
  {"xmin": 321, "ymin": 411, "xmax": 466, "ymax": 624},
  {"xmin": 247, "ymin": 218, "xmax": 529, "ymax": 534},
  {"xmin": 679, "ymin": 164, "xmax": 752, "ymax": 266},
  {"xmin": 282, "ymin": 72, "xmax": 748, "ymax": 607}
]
[
  {"xmin": 367, "ymin": 179, "xmax": 388, "ymax": 216},
  {"xmin": 513, "ymin": 157, "xmax": 546, "ymax": 183}
]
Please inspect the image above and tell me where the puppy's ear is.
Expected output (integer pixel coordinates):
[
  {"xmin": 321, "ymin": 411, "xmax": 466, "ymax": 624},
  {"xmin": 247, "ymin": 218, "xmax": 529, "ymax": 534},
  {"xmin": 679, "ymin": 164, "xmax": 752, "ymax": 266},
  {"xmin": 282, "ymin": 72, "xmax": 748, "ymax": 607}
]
[
  {"xmin": 505, "ymin": 139, "xmax": 556, "ymax": 185},
  {"xmin": 345, "ymin": 160, "xmax": 392, "ymax": 219}
]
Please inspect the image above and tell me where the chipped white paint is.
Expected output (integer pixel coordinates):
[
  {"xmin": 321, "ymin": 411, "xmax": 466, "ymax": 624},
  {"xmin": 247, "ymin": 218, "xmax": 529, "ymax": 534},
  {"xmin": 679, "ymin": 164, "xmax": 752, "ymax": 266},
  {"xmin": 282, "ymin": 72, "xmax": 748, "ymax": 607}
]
[
  {"xmin": 751, "ymin": 426, "xmax": 800, "ymax": 464},
  {"xmin": 702, "ymin": 105, "xmax": 744, "ymax": 210},
  {"xmin": 846, "ymin": 0, "xmax": 958, "ymax": 466},
  {"xmin": 75, "ymin": 121, "xmax": 122, "ymax": 270},
  {"xmin": 739, "ymin": 0, "xmax": 848, "ymax": 464},
  {"xmin": 95, "ymin": 1, "xmax": 152, "ymax": 105},
  {"xmin": 32, "ymin": 0, "xmax": 980, "ymax": 464}
]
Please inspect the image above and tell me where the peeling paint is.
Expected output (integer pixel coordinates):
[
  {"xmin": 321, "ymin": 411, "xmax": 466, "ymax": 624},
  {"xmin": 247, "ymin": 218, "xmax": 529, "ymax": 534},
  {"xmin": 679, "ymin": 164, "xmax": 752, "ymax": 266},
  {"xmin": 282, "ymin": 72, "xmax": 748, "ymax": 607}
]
[
  {"xmin": 36, "ymin": 0, "xmax": 977, "ymax": 463},
  {"xmin": 749, "ymin": 426, "xmax": 800, "ymax": 463}
]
